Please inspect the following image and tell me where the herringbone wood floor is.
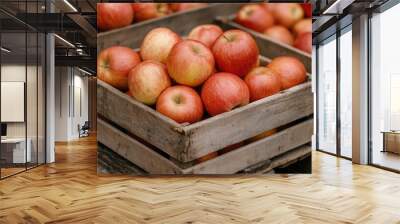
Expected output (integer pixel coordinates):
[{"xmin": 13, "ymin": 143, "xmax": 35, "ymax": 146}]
[{"xmin": 0, "ymin": 135, "xmax": 400, "ymax": 224}]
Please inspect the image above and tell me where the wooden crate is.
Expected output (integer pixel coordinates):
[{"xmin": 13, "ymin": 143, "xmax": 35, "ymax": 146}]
[{"xmin": 97, "ymin": 3, "xmax": 313, "ymax": 174}]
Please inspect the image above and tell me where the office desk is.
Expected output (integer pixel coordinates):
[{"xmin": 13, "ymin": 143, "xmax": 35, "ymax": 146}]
[{"xmin": 1, "ymin": 138, "xmax": 31, "ymax": 164}]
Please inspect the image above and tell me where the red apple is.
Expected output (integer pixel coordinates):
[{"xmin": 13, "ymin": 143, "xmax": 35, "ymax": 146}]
[
  {"xmin": 128, "ymin": 60, "xmax": 171, "ymax": 105},
  {"xmin": 97, "ymin": 3, "xmax": 134, "ymax": 31},
  {"xmin": 188, "ymin": 24, "xmax": 223, "ymax": 48},
  {"xmin": 167, "ymin": 40, "xmax": 215, "ymax": 87},
  {"xmin": 169, "ymin": 3, "xmax": 208, "ymax": 12},
  {"xmin": 267, "ymin": 56, "xmax": 307, "ymax": 89},
  {"xmin": 244, "ymin": 67, "xmax": 282, "ymax": 102},
  {"xmin": 294, "ymin": 32, "xmax": 312, "ymax": 54},
  {"xmin": 97, "ymin": 46, "xmax": 141, "ymax": 91},
  {"xmin": 273, "ymin": 3, "xmax": 304, "ymax": 28},
  {"xmin": 293, "ymin": 19, "xmax": 312, "ymax": 37},
  {"xmin": 131, "ymin": 3, "xmax": 170, "ymax": 22},
  {"xmin": 156, "ymin": 85, "xmax": 203, "ymax": 124},
  {"xmin": 235, "ymin": 4, "xmax": 275, "ymax": 32},
  {"xmin": 140, "ymin": 27, "xmax": 181, "ymax": 64},
  {"xmin": 212, "ymin": 29, "xmax": 259, "ymax": 77},
  {"xmin": 201, "ymin": 72, "xmax": 250, "ymax": 116},
  {"xmin": 301, "ymin": 3, "xmax": 312, "ymax": 17},
  {"xmin": 264, "ymin": 26, "xmax": 294, "ymax": 46}
]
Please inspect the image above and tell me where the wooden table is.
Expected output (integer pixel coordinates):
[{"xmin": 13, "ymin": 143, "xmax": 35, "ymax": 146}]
[{"xmin": 381, "ymin": 131, "xmax": 400, "ymax": 154}]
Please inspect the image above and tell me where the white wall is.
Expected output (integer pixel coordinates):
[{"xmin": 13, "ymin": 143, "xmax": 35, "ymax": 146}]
[
  {"xmin": 55, "ymin": 66, "xmax": 69, "ymax": 141},
  {"xmin": 54, "ymin": 67, "xmax": 89, "ymax": 141}
]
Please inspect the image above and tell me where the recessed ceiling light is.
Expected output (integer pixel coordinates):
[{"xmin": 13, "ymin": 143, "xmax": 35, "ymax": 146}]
[
  {"xmin": 323, "ymin": 0, "xmax": 355, "ymax": 15},
  {"xmin": 63, "ymin": 0, "xmax": 78, "ymax": 12},
  {"xmin": 54, "ymin": 34, "xmax": 75, "ymax": 48},
  {"xmin": 1, "ymin": 47, "xmax": 11, "ymax": 53},
  {"xmin": 77, "ymin": 67, "xmax": 93, "ymax": 76}
]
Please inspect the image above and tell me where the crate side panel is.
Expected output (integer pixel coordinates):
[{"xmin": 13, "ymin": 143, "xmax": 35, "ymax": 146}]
[
  {"xmin": 98, "ymin": 118, "xmax": 183, "ymax": 174},
  {"xmin": 184, "ymin": 82, "xmax": 313, "ymax": 161},
  {"xmin": 97, "ymin": 80, "xmax": 187, "ymax": 160},
  {"xmin": 183, "ymin": 118, "xmax": 313, "ymax": 174}
]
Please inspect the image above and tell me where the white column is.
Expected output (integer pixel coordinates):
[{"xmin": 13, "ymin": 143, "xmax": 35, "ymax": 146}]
[
  {"xmin": 46, "ymin": 33, "xmax": 55, "ymax": 163},
  {"xmin": 45, "ymin": 0, "xmax": 56, "ymax": 163},
  {"xmin": 352, "ymin": 14, "xmax": 369, "ymax": 164}
]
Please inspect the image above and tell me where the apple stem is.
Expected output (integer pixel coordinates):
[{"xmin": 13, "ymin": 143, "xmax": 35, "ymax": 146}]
[{"xmin": 222, "ymin": 35, "xmax": 230, "ymax": 42}]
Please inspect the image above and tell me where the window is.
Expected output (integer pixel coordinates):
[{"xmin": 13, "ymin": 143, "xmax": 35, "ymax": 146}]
[
  {"xmin": 339, "ymin": 27, "xmax": 352, "ymax": 158},
  {"xmin": 317, "ymin": 36, "xmax": 337, "ymax": 154},
  {"xmin": 370, "ymin": 2, "xmax": 400, "ymax": 171}
]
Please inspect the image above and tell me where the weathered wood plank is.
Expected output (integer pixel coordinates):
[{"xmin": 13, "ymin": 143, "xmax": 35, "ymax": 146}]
[
  {"xmin": 97, "ymin": 118, "xmax": 183, "ymax": 174},
  {"xmin": 216, "ymin": 16, "xmax": 312, "ymax": 73},
  {"xmin": 182, "ymin": 119, "xmax": 313, "ymax": 174},
  {"xmin": 181, "ymin": 82, "xmax": 313, "ymax": 161},
  {"xmin": 97, "ymin": 4, "xmax": 243, "ymax": 50},
  {"xmin": 97, "ymin": 81, "xmax": 189, "ymax": 161}
]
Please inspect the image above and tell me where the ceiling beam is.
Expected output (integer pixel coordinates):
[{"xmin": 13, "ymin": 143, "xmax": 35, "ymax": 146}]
[
  {"xmin": 312, "ymin": 15, "xmax": 336, "ymax": 33},
  {"xmin": 55, "ymin": 55, "xmax": 96, "ymax": 70}
]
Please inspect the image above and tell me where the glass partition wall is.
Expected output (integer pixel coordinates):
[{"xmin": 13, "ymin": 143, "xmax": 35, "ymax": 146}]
[
  {"xmin": 316, "ymin": 26, "xmax": 352, "ymax": 159},
  {"xmin": 0, "ymin": 3, "xmax": 46, "ymax": 179}
]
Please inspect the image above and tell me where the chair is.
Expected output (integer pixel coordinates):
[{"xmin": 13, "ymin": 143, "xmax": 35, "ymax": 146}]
[{"xmin": 78, "ymin": 121, "xmax": 90, "ymax": 138}]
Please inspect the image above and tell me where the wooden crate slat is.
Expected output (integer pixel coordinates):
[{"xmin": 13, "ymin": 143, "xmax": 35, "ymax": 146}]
[
  {"xmin": 182, "ymin": 119, "xmax": 313, "ymax": 174},
  {"xmin": 98, "ymin": 118, "xmax": 183, "ymax": 174},
  {"xmin": 257, "ymin": 145, "xmax": 311, "ymax": 174},
  {"xmin": 216, "ymin": 16, "xmax": 311, "ymax": 73},
  {"xmin": 97, "ymin": 4, "xmax": 243, "ymax": 51},
  {"xmin": 97, "ymin": 80, "xmax": 188, "ymax": 161},
  {"xmin": 181, "ymin": 82, "xmax": 313, "ymax": 162},
  {"xmin": 242, "ymin": 145, "xmax": 311, "ymax": 174}
]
